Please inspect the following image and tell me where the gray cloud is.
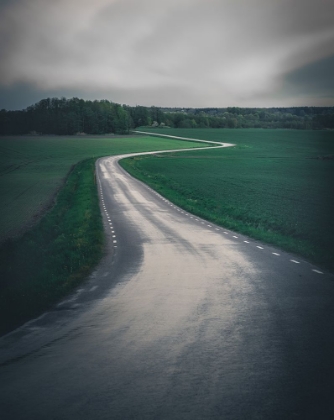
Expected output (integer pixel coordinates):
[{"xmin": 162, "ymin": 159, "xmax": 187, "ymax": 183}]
[
  {"xmin": 1, "ymin": 0, "xmax": 334, "ymax": 109},
  {"xmin": 275, "ymin": 54, "xmax": 334, "ymax": 105}
]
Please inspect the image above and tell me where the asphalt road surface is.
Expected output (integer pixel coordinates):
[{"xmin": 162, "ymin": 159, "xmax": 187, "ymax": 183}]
[{"xmin": 1, "ymin": 145, "xmax": 334, "ymax": 420}]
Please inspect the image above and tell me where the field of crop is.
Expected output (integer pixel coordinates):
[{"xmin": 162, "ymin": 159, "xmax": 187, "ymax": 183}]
[
  {"xmin": 0, "ymin": 135, "xmax": 202, "ymax": 242},
  {"xmin": 122, "ymin": 128, "xmax": 334, "ymax": 270}
]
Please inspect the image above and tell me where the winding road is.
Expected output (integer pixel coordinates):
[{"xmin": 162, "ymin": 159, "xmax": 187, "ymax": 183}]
[{"xmin": 1, "ymin": 138, "xmax": 334, "ymax": 420}]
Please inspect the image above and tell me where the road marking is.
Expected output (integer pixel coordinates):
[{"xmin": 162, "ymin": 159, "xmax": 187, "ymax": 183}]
[
  {"xmin": 207, "ymin": 225, "xmax": 212, "ymax": 227},
  {"xmin": 224, "ymin": 232, "xmax": 228, "ymax": 234},
  {"xmin": 233, "ymin": 236, "xmax": 238, "ymax": 238},
  {"xmin": 112, "ymin": 235, "xmax": 116, "ymax": 238},
  {"xmin": 257, "ymin": 246, "xmax": 264, "ymax": 249},
  {"xmin": 215, "ymin": 228, "xmax": 220, "ymax": 231},
  {"xmin": 312, "ymin": 269, "xmax": 323, "ymax": 274},
  {"xmin": 113, "ymin": 240, "xmax": 117, "ymax": 243},
  {"xmin": 291, "ymin": 260, "xmax": 300, "ymax": 264},
  {"xmin": 195, "ymin": 219, "xmax": 199, "ymax": 221},
  {"xmin": 272, "ymin": 253, "xmax": 280, "ymax": 256},
  {"xmin": 244, "ymin": 241, "xmax": 249, "ymax": 243},
  {"xmin": 190, "ymin": 216, "xmax": 193, "ymax": 218},
  {"xmin": 89, "ymin": 286, "xmax": 98, "ymax": 292}
]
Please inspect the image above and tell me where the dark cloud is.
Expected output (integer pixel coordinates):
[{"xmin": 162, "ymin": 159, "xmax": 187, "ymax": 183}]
[
  {"xmin": 0, "ymin": 0, "xmax": 333, "ymax": 109},
  {"xmin": 280, "ymin": 54, "xmax": 334, "ymax": 104}
]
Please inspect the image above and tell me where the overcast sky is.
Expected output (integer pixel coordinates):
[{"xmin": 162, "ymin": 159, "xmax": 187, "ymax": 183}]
[{"xmin": 1, "ymin": 0, "xmax": 334, "ymax": 110}]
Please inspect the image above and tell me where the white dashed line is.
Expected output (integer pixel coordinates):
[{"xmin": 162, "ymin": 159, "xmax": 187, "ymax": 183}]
[
  {"xmin": 224, "ymin": 232, "xmax": 228, "ymax": 235},
  {"xmin": 113, "ymin": 240, "xmax": 117, "ymax": 243},
  {"xmin": 272, "ymin": 253, "xmax": 280, "ymax": 256},
  {"xmin": 215, "ymin": 228, "xmax": 220, "ymax": 231},
  {"xmin": 89, "ymin": 286, "xmax": 98, "ymax": 292},
  {"xmin": 257, "ymin": 246, "xmax": 264, "ymax": 250},
  {"xmin": 233, "ymin": 236, "xmax": 238, "ymax": 238},
  {"xmin": 244, "ymin": 241, "xmax": 250, "ymax": 243},
  {"xmin": 291, "ymin": 260, "xmax": 300, "ymax": 264},
  {"xmin": 312, "ymin": 269, "xmax": 323, "ymax": 274},
  {"xmin": 207, "ymin": 225, "xmax": 212, "ymax": 227}
]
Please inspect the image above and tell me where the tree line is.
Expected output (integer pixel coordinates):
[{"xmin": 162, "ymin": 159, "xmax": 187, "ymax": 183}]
[{"xmin": 1, "ymin": 97, "xmax": 333, "ymax": 135}]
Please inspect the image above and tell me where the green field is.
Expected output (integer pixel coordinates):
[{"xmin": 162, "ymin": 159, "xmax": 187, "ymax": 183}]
[
  {"xmin": 0, "ymin": 135, "xmax": 202, "ymax": 242},
  {"xmin": 121, "ymin": 128, "xmax": 334, "ymax": 270}
]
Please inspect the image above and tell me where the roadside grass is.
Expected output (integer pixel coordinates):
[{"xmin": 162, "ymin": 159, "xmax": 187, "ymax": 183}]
[
  {"xmin": 0, "ymin": 135, "xmax": 203, "ymax": 335},
  {"xmin": 121, "ymin": 129, "xmax": 334, "ymax": 271},
  {"xmin": 0, "ymin": 159, "xmax": 103, "ymax": 334}
]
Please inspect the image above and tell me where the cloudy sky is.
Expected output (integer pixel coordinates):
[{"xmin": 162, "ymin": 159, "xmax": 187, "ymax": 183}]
[{"xmin": 0, "ymin": 0, "xmax": 334, "ymax": 110}]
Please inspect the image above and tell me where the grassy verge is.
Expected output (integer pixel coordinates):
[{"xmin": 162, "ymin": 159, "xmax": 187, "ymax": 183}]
[
  {"xmin": 120, "ymin": 131, "xmax": 334, "ymax": 272},
  {"xmin": 0, "ymin": 158, "xmax": 103, "ymax": 335}
]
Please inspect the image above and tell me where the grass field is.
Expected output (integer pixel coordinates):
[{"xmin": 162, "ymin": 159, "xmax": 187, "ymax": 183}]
[
  {"xmin": 121, "ymin": 128, "xmax": 334, "ymax": 270},
  {"xmin": 0, "ymin": 135, "xmax": 202, "ymax": 242},
  {"xmin": 0, "ymin": 134, "xmax": 203, "ymax": 334}
]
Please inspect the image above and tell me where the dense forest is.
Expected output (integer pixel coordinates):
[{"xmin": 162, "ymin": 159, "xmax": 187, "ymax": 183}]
[{"xmin": 0, "ymin": 97, "xmax": 333, "ymax": 135}]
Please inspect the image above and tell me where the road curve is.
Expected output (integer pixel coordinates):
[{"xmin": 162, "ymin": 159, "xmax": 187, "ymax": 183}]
[{"xmin": 1, "ymin": 141, "xmax": 334, "ymax": 420}]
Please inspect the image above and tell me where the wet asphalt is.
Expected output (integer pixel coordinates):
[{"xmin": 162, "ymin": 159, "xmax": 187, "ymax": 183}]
[{"xmin": 0, "ymin": 152, "xmax": 334, "ymax": 420}]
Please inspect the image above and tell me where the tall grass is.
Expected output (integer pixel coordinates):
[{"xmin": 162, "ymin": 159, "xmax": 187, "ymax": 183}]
[{"xmin": 0, "ymin": 159, "xmax": 103, "ymax": 335}]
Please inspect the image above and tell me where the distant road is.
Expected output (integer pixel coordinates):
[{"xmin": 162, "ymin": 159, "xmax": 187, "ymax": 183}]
[
  {"xmin": 1, "ymin": 142, "xmax": 334, "ymax": 420},
  {"xmin": 133, "ymin": 129, "xmax": 234, "ymax": 146}
]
